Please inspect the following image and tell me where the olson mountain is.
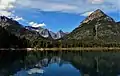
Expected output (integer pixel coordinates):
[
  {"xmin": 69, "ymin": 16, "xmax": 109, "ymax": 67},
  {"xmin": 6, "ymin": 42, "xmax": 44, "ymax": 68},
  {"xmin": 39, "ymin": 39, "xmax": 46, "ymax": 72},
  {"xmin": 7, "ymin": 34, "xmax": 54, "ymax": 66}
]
[
  {"xmin": 0, "ymin": 9, "xmax": 120, "ymax": 48},
  {"xmin": 63, "ymin": 9, "xmax": 120, "ymax": 47}
]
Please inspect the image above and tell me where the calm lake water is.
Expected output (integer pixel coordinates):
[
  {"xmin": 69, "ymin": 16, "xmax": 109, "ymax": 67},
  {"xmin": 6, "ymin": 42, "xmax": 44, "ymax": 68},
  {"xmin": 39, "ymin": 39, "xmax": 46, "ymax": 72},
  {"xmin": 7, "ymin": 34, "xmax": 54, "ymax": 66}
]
[{"xmin": 0, "ymin": 50, "xmax": 120, "ymax": 76}]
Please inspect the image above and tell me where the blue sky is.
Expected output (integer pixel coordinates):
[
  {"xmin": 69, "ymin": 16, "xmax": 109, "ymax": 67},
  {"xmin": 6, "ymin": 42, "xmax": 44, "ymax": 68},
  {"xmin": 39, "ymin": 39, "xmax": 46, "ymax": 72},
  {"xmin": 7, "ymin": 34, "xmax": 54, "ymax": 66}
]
[{"xmin": 0, "ymin": 0, "xmax": 120, "ymax": 32}]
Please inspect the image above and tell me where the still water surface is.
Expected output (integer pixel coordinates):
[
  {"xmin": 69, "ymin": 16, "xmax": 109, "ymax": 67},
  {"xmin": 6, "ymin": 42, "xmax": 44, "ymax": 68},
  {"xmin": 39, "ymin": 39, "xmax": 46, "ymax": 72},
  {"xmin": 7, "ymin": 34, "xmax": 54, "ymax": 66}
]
[{"xmin": 0, "ymin": 50, "xmax": 120, "ymax": 76}]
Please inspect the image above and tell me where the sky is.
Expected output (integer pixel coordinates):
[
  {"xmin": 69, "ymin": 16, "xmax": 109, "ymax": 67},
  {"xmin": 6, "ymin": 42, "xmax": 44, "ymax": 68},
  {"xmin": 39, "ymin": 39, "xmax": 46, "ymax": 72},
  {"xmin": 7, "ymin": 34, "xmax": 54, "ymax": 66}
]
[{"xmin": 0, "ymin": 0, "xmax": 120, "ymax": 32}]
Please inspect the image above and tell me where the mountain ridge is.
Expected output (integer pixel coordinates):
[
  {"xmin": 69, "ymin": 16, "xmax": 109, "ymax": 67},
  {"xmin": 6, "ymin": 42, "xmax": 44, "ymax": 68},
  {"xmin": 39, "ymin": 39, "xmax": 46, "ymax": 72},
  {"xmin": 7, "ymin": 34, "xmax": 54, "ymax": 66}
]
[
  {"xmin": 0, "ymin": 16, "xmax": 67, "ymax": 41},
  {"xmin": 25, "ymin": 26, "xmax": 68, "ymax": 39}
]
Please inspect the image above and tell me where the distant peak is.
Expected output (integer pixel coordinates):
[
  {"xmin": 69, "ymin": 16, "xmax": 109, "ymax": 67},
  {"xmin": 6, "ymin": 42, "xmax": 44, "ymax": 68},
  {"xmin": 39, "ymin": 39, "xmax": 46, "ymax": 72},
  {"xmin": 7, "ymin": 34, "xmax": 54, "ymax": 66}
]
[
  {"xmin": 58, "ymin": 30, "xmax": 64, "ymax": 34},
  {"xmin": 59, "ymin": 30, "xmax": 63, "ymax": 32},
  {"xmin": 44, "ymin": 29, "xmax": 49, "ymax": 31}
]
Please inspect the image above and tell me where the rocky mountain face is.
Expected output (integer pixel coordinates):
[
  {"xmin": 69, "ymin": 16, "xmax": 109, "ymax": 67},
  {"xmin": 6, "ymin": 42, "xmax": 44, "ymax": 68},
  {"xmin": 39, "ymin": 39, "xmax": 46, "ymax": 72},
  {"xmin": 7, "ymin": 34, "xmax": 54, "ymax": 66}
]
[
  {"xmin": 81, "ymin": 9, "xmax": 114, "ymax": 24},
  {"xmin": 25, "ymin": 26, "xmax": 67, "ymax": 39},
  {"xmin": 56, "ymin": 30, "xmax": 66, "ymax": 39},
  {"xmin": 64, "ymin": 9, "xmax": 120, "ymax": 43},
  {"xmin": 0, "ymin": 16, "xmax": 23, "ymax": 36},
  {"xmin": 25, "ymin": 26, "xmax": 52, "ymax": 39},
  {"xmin": 40, "ymin": 29, "xmax": 52, "ymax": 39},
  {"xmin": 49, "ymin": 30, "xmax": 67, "ymax": 39}
]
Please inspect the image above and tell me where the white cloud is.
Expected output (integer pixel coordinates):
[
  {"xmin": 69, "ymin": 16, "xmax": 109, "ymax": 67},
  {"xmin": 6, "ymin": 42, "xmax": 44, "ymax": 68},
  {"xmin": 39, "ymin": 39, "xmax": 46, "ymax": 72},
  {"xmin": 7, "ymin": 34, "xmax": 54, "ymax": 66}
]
[
  {"xmin": 16, "ymin": 0, "xmax": 119, "ymax": 14},
  {"xmin": 0, "ymin": 10, "xmax": 12, "ymax": 16},
  {"xmin": 29, "ymin": 22, "xmax": 46, "ymax": 27},
  {"xmin": 0, "ymin": 0, "xmax": 16, "ymax": 10},
  {"xmin": 0, "ymin": 0, "xmax": 119, "ymax": 23},
  {"xmin": 0, "ymin": 0, "xmax": 16, "ymax": 17},
  {"xmin": 17, "ymin": 0, "xmax": 78, "ymax": 12},
  {"xmin": 0, "ymin": 0, "xmax": 119, "ymax": 16},
  {"xmin": 81, "ymin": 11, "xmax": 94, "ymax": 16},
  {"xmin": 88, "ymin": 0, "xmax": 104, "ymax": 4},
  {"xmin": 13, "ymin": 16, "xmax": 24, "ymax": 21}
]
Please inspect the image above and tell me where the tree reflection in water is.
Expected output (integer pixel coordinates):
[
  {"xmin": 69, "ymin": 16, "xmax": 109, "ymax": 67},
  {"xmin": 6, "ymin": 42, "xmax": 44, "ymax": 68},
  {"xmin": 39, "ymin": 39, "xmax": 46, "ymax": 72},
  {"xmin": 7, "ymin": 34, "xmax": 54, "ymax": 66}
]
[
  {"xmin": 0, "ymin": 50, "xmax": 120, "ymax": 76},
  {"xmin": 25, "ymin": 51, "xmax": 120, "ymax": 76},
  {"xmin": 0, "ymin": 50, "xmax": 27, "ymax": 76}
]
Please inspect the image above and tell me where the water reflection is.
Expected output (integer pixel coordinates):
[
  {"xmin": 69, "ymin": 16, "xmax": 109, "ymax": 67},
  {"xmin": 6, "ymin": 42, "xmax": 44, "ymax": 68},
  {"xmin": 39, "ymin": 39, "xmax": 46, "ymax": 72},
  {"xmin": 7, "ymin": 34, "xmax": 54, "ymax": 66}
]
[
  {"xmin": 0, "ymin": 50, "xmax": 120, "ymax": 76},
  {"xmin": 0, "ymin": 50, "xmax": 26, "ymax": 76}
]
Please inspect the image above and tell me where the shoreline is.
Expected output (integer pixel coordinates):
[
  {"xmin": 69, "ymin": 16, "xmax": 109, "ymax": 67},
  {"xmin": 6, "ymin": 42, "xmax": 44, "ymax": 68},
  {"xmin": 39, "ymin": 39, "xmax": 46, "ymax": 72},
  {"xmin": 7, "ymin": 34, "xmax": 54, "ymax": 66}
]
[
  {"xmin": 33, "ymin": 47, "xmax": 120, "ymax": 51},
  {"xmin": 0, "ymin": 47, "xmax": 120, "ymax": 51}
]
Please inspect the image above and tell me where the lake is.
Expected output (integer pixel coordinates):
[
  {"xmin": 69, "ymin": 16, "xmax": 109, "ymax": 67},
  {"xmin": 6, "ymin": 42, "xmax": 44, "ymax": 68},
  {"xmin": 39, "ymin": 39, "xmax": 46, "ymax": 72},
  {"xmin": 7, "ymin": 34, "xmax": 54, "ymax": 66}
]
[{"xmin": 0, "ymin": 50, "xmax": 120, "ymax": 76}]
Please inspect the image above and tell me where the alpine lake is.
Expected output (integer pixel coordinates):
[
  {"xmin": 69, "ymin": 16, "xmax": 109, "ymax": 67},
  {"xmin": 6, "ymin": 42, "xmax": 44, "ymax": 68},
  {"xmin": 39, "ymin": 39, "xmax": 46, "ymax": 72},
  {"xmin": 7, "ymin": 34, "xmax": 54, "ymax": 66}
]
[{"xmin": 0, "ymin": 50, "xmax": 120, "ymax": 76}]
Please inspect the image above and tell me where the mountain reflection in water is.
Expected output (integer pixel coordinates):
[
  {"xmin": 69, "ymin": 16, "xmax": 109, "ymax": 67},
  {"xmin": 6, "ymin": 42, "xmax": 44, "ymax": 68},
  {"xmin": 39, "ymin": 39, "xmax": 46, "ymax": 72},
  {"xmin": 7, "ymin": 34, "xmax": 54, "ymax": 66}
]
[{"xmin": 0, "ymin": 50, "xmax": 120, "ymax": 76}]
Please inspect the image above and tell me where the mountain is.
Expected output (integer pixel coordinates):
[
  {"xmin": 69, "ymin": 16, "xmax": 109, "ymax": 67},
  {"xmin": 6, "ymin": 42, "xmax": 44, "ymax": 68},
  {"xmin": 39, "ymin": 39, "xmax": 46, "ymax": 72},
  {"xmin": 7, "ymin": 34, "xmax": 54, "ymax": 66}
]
[
  {"xmin": 25, "ymin": 26, "xmax": 52, "ymax": 39},
  {"xmin": 40, "ymin": 29, "xmax": 52, "ymax": 39},
  {"xmin": 0, "ymin": 26, "xmax": 28, "ymax": 48},
  {"xmin": 0, "ymin": 16, "xmax": 50, "ymax": 48},
  {"xmin": 49, "ymin": 30, "xmax": 66, "ymax": 39},
  {"xmin": 81, "ymin": 9, "xmax": 114, "ymax": 24},
  {"xmin": 64, "ymin": 9, "xmax": 120, "ymax": 43},
  {"xmin": 0, "ymin": 16, "xmax": 23, "ymax": 36},
  {"xmin": 56, "ymin": 30, "xmax": 66, "ymax": 39},
  {"xmin": 0, "ymin": 16, "xmax": 67, "ymax": 47},
  {"xmin": 49, "ymin": 31, "xmax": 57, "ymax": 39},
  {"xmin": 25, "ymin": 26, "xmax": 67, "ymax": 39},
  {"xmin": 0, "ymin": 16, "xmax": 46, "ymax": 39}
]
